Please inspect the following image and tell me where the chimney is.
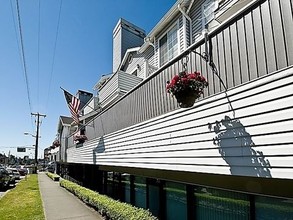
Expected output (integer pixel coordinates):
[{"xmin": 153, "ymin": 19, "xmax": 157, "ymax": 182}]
[
  {"xmin": 112, "ymin": 18, "xmax": 146, "ymax": 73},
  {"xmin": 76, "ymin": 90, "xmax": 93, "ymax": 110}
]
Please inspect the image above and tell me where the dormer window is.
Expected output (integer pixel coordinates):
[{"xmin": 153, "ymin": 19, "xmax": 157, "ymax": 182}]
[
  {"xmin": 128, "ymin": 53, "xmax": 133, "ymax": 64},
  {"xmin": 159, "ymin": 25, "xmax": 178, "ymax": 66}
]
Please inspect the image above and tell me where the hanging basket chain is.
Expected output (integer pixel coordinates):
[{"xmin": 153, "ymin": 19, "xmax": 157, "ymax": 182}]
[
  {"xmin": 191, "ymin": 48, "xmax": 235, "ymax": 117},
  {"xmin": 181, "ymin": 54, "xmax": 189, "ymax": 72}
]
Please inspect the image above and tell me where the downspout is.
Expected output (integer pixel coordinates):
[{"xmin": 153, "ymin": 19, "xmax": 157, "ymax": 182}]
[
  {"xmin": 178, "ymin": 2, "xmax": 193, "ymax": 45},
  {"xmin": 186, "ymin": 0, "xmax": 195, "ymax": 14},
  {"xmin": 143, "ymin": 37, "xmax": 156, "ymax": 74},
  {"xmin": 144, "ymin": 37, "xmax": 155, "ymax": 50}
]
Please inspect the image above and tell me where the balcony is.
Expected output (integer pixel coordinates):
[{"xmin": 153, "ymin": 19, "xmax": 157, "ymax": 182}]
[{"xmin": 97, "ymin": 70, "xmax": 143, "ymax": 109}]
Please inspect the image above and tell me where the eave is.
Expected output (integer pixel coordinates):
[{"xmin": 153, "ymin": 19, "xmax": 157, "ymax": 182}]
[{"xmin": 138, "ymin": 0, "xmax": 190, "ymax": 53}]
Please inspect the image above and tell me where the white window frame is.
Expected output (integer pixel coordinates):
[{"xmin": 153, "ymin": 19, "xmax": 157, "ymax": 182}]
[{"xmin": 158, "ymin": 22, "xmax": 180, "ymax": 67}]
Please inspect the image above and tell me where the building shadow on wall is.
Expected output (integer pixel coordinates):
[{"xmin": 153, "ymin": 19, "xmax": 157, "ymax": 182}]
[
  {"xmin": 93, "ymin": 136, "xmax": 105, "ymax": 165},
  {"xmin": 208, "ymin": 116, "xmax": 271, "ymax": 177}
]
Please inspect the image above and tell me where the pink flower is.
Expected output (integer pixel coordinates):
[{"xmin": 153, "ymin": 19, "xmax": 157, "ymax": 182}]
[
  {"xmin": 172, "ymin": 75, "xmax": 180, "ymax": 83},
  {"xmin": 181, "ymin": 77, "xmax": 189, "ymax": 84},
  {"xmin": 171, "ymin": 79, "xmax": 177, "ymax": 85},
  {"xmin": 194, "ymin": 71, "xmax": 200, "ymax": 77},
  {"xmin": 200, "ymin": 76, "xmax": 206, "ymax": 82},
  {"xmin": 187, "ymin": 73, "xmax": 196, "ymax": 79},
  {"xmin": 166, "ymin": 70, "xmax": 208, "ymax": 98}
]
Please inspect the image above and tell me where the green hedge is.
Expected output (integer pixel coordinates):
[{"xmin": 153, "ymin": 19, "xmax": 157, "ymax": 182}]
[
  {"xmin": 46, "ymin": 172, "xmax": 60, "ymax": 181},
  {"xmin": 60, "ymin": 179, "xmax": 157, "ymax": 220}
]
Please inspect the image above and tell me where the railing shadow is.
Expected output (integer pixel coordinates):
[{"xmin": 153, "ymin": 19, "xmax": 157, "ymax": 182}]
[
  {"xmin": 93, "ymin": 136, "xmax": 105, "ymax": 165},
  {"xmin": 208, "ymin": 116, "xmax": 271, "ymax": 177}
]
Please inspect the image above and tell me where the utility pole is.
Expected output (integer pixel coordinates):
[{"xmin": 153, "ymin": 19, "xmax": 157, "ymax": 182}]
[{"xmin": 31, "ymin": 112, "xmax": 46, "ymax": 173}]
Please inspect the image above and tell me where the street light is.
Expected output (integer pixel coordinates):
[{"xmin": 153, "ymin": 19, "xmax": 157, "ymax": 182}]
[
  {"xmin": 24, "ymin": 132, "xmax": 41, "ymax": 138},
  {"xmin": 24, "ymin": 132, "xmax": 41, "ymax": 173}
]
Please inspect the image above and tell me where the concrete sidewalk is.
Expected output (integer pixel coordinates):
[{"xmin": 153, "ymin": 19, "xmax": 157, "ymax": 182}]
[{"xmin": 38, "ymin": 172, "xmax": 103, "ymax": 220}]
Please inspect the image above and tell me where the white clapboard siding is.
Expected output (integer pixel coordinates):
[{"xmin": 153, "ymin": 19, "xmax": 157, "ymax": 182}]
[
  {"xmin": 98, "ymin": 74, "xmax": 119, "ymax": 107},
  {"xmin": 68, "ymin": 66, "xmax": 293, "ymax": 179},
  {"xmin": 118, "ymin": 71, "xmax": 143, "ymax": 91},
  {"xmin": 99, "ymin": 71, "xmax": 142, "ymax": 108}
]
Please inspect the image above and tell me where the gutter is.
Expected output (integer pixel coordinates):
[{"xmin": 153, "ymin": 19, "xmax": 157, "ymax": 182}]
[
  {"xmin": 144, "ymin": 37, "xmax": 155, "ymax": 50},
  {"xmin": 138, "ymin": 0, "xmax": 186, "ymax": 53},
  {"xmin": 138, "ymin": 0, "xmax": 194, "ymax": 53},
  {"xmin": 186, "ymin": 0, "xmax": 194, "ymax": 14}
]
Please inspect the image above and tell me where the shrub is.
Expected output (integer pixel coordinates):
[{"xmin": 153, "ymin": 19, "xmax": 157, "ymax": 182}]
[
  {"xmin": 60, "ymin": 179, "xmax": 157, "ymax": 220},
  {"xmin": 46, "ymin": 172, "xmax": 60, "ymax": 181}
]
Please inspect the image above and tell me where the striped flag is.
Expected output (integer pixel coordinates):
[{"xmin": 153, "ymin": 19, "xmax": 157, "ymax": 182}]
[{"xmin": 63, "ymin": 89, "xmax": 80, "ymax": 124}]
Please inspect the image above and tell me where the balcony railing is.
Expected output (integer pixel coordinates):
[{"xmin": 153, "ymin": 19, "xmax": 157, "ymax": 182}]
[{"xmin": 98, "ymin": 70, "xmax": 143, "ymax": 109}]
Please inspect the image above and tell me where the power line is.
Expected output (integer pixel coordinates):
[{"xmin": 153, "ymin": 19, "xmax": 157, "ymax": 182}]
[
  {"xmin": 10, "ymin": 0, "xmax": 22, "ymax": 72},
  {"xmin": 10, "ymin": 0, "xmax": 34, "ymax": 129},
  {"xmin": 37, "ymin": 0, "xmax": 41, "ymax": 107},
  {"xmin": 0, "ymin": 145, "xmax": 34, "ymax": 148},
  {"xmin": 45, "ymin": 0, "xmax": 63, "ymax": 111},
  {"xmin": 16, "ymin": 0, "xmax": 33, "ymax": 114}
]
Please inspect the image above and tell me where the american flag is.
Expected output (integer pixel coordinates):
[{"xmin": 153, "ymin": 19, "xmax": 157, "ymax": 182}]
[{"xmin": 63, "ymin": 89, "xmax": 80, "ymax": 124}]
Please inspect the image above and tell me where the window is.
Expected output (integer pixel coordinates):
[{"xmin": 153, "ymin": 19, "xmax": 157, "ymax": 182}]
[
  {"xmin": 159, "ymin": 25, "xmax": 178, "ymax": 66},
  {"xmin": 194, "ymin": 186, "xmax": 250, "ymax": 220},
  {"xmin": 165, "ymin": 182, "xmax": 187, "ymax": 220},
  {"xmin": 134, "ymin": 176, "xmax": 146, "ymax": 209},
  {"xmin": 255, "ymin": 196, "xmax": 293, "ymax": 219},
  {"xmin": 132, "ymin": 69, "xmax": 137, "ymax": 76},
  {"xmin": 128, "ymin": 53, "xmax": 133, "ymax": 64}
]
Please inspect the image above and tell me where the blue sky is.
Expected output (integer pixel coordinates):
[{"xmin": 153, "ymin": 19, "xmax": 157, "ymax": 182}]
[{"xmin": 0, "ymin": 0, "xmax": 176, "ymax": 158}]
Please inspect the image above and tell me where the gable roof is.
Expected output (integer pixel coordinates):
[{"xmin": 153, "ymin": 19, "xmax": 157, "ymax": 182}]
[
  {"xmin": 57, "ymin": 116, "xmax": 74, "ymax": 134},
  {"xmin": 120, "ymin": 47, "xmax": 140, "ymax": 69},
  {"xmin": 93, "ymin": 73, "xmax": 113, "ymax": 91},
  {"xmin": 60, "ymin": 116, "xmax": 74, "ymax": 125}
]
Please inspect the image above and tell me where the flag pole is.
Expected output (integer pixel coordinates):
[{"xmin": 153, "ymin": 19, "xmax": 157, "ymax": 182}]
[
  {"xmin": 60, "ymin": 87, "xmax": 102, "ymax": 116},
  {"xmin": 60, "ymin": 87, "xmax": 105, "ymax": 135}
]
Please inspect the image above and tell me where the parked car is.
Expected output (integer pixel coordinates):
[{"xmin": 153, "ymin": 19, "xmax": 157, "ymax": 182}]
[
  {"xmin": 0, "ymin": 167, "xmax": 10, "ymax": 188},
  {"xmin": 17, "ymin": 167, "xmax": 28, "ymax": 176},
  {"xmin": 45, "ymin": 161, "xmax": 55, "ymax": 173},
  {"xmin": 7, "ymin": 169, "xmax": 16, "ymax": 184},
  {"xmin": 7, "ymin": 168, "xmax": 21, "ymax": 180}
]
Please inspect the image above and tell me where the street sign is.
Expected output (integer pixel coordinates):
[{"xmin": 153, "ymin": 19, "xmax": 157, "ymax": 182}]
[{"xmin": 17, "ymin": 147, "xmax": 26, "ymax": 152}]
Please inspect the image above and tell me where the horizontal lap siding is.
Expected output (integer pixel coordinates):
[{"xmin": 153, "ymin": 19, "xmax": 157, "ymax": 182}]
[
  {"xmin": 67, "ymin": 67, "xmax": 293, "ymax": 179},
  {"xmin": 98, "ymin": 74, "xmax": 119, "ymax": 107},
  {"xmin": 119, "ymin": 72, "xmax": 142, "ymax": 92}
]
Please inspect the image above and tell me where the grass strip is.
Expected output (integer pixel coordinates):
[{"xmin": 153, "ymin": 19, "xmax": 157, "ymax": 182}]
[{"xmin": 0, "ymin": 174, "xmax": 45, "ymax": 220}]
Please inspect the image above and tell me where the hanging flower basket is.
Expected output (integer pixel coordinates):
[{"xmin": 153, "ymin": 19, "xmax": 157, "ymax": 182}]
[
  {"xmin": 166, "ymin": 71, "xmax": 208, "ymax": 108},
  {"xmin": 174, "ymin": 88, "xmax": 201, "ymax": 108},
  {"xmin": 73, "ymin": 134, "xmax": 88, "ymax": 144},
  {"xmin": 52, "ymin": 140, "xmax": 60, "ymax": 147}
]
